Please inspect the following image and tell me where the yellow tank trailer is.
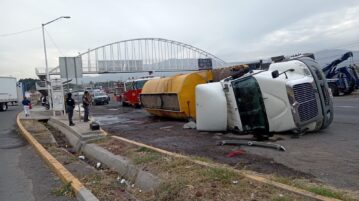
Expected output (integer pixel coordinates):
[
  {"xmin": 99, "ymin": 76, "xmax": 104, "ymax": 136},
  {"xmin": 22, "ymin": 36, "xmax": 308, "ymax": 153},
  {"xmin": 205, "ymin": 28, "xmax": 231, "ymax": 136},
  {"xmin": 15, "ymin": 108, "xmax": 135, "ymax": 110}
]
[{"xmin": 140, "ymin": 71, "xmax": 213, "ymax": 120}]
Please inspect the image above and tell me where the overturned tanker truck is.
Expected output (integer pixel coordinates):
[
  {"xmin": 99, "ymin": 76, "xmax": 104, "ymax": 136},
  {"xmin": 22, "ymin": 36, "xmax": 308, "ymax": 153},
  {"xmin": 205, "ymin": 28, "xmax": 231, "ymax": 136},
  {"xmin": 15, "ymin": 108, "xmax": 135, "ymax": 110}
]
[{"xmin": 196, "ymin": 56, "xmax": 334, "ymax": 139}]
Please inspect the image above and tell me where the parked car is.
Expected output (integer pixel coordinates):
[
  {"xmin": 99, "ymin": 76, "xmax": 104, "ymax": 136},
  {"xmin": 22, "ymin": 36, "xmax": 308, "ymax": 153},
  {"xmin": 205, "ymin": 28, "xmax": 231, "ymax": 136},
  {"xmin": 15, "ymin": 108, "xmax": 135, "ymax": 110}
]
[{"xmin": 92, "ymin": 92, "xmax": 110, "ymax": 105}]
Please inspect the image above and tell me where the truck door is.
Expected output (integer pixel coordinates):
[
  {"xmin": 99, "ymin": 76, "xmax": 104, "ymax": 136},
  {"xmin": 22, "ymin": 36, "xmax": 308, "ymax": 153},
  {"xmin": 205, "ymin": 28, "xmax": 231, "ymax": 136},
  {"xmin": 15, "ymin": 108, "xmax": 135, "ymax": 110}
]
[{"xmin": 231, "ymin": 76, "xmax": 269, "ymax": 133}]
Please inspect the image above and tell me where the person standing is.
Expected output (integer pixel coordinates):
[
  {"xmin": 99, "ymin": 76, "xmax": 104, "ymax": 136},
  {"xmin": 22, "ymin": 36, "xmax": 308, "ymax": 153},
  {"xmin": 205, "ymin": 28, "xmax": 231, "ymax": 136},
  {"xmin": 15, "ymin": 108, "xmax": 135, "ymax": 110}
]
[
  {"xmin": 65, "ymin": 93, "xmax": 75, "ymax": 126},
  {"xmin": 22, "ymin": 97, "xmax": 31, "ymax": 117},
  {"xmin": 82, "ymin": 91, "xmax": 92, "ymax": 122},
  {"xmin": 41, "ymin": 95, "xmax": 47, "ymax": 107}
]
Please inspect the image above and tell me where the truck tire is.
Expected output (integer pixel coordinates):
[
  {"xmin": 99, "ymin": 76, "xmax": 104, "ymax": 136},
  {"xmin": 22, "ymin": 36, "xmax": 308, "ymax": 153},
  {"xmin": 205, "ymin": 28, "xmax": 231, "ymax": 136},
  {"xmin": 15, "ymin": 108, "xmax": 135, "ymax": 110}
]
[
  {"xmin": 328, "ymin": 83, "xmax": 339, "ymax": 96},
  {"xmin": 0, "ymin": 103, "xmax": 8, "ymax": 111},
  {"xmin": 344, "ymin": 83, "xmax": 355, "ymax": 95}
]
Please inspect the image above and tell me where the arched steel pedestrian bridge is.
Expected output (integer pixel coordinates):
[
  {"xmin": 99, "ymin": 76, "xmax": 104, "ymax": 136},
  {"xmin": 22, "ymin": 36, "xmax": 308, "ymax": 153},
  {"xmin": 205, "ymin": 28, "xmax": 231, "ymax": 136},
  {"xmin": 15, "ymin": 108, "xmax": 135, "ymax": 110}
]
[{"xmin": 36, "ymin": 38, "xmax": 228, "ymax": 77}]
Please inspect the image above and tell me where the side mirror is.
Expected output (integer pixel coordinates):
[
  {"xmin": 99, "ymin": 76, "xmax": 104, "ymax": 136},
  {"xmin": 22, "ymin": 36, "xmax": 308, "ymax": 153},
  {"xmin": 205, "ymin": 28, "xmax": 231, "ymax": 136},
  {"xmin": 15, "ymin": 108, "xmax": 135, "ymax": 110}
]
[{"xmin": 272, "ymin": 70, "xmax": 279, "ymax": 78}]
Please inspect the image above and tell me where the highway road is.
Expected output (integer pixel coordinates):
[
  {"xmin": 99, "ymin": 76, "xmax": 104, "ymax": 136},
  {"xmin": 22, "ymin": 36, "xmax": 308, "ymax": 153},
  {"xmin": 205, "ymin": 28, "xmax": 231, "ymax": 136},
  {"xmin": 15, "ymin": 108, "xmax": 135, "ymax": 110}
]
[
  {"xmin": 244, "ymin": 95, "xmax": 359, "ymax": 191},
  {"xmin": 0, "ymin": 105, "xmax": 74, "ymax": 201}
]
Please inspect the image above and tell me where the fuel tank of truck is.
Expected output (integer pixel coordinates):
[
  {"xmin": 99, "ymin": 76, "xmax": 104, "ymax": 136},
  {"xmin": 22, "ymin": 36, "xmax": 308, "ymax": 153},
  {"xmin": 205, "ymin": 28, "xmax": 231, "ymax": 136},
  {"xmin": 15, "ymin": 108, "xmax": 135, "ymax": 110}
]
[{"xmin": 140, "ymin": 71, "xmax": 212, "ymax": 120}]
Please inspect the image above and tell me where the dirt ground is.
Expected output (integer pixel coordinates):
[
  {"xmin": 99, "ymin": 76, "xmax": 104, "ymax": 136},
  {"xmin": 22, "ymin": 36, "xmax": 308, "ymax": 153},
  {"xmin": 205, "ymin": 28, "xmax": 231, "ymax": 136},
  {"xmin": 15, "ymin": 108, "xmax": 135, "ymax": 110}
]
[
  {"xmin": 21, "ymin": 119, "xmax": 138, "ymax": 201},
  {"xmin": 91, "ymin": 105, "xmax": 314, "ymax": 180},
  {"xmin": 91, "ymin": 98, "xmax": 359, "ymax": 195},
  {"xmin": 20, "ymin": 113, "xmax": 358, "ymax": 200},
  {"xmin": 97, "ymin": 138, "xmax": 312, "ymax": 201},
  {"xmin": 20, "ymin": 119, "xmax": 316, "ymax": 201}
]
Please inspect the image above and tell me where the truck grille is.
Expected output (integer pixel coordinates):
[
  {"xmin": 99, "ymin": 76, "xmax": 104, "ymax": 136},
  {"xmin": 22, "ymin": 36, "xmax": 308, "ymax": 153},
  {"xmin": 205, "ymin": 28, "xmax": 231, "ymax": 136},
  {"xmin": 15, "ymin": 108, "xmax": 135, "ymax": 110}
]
[{"xmin": 293, "ymin": 83, "xmax": 318, "ymax": 122}]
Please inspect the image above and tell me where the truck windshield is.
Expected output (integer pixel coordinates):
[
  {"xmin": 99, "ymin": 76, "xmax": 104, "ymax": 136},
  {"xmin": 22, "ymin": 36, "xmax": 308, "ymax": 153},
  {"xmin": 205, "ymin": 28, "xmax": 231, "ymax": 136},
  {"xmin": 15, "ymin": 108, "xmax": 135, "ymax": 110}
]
[
  {"xmin": 125, "ymin": 80, "xmax": 147, "ymax": 91},
  {"xmin": 125, "ymin": 82, "xmax": 134, "ymax": 91},
  {"xmin": 231, "ymin": 76, "xmax": 269, "ymax": 133},
  {"xmin": 135, "ymin": 80, "xmax": 147, "ymax": 89}
]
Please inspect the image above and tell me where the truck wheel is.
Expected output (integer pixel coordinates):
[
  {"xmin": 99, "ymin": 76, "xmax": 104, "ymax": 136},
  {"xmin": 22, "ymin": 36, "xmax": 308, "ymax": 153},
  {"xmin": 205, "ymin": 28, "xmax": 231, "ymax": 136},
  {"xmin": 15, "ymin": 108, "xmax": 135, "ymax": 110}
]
[
  {"xmin": 0, "ymin": 103, "xmax": 8, "ymax": 111},
  {"xmin": 344, "ymin": 83, "xmax": 355, "ymax": 95},
  {"xmin": 122, "ymin": 101, "xmax": 128, "ymax": 106},
  {"xmin": 329, "ymin": 83, "xmax": 339, "ymax": 96}
]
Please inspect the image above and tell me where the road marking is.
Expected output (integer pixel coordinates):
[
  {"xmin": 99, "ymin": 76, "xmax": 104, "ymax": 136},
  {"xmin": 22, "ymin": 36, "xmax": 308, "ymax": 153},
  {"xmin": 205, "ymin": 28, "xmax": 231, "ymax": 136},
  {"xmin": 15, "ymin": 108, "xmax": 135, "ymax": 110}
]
[{"xmin": 334, "ymin": 106, "xmax": 357, "ymax": 108}]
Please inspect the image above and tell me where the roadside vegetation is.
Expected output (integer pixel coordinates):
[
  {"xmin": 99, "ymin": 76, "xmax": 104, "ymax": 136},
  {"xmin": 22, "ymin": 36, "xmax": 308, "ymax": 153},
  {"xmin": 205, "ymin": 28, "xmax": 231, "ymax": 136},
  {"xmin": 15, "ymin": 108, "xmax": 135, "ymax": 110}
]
[
  {"xmin": 51, "ymin": 182, "xmax": 74, "ymax": 197},
  {"xmin": 99, "ymin": 138, "xmax": 359, "ymax": 201},
  {"xmin": 21, "ymin": 119, "xmax": 358, "ymax": 201},
  {"xmin": 272, "ymin": 176, "xmax": 358, "ymax": 201},
  {"xmin": 99, "ymin": 139, "xmax": 309, "ymax": 201}
]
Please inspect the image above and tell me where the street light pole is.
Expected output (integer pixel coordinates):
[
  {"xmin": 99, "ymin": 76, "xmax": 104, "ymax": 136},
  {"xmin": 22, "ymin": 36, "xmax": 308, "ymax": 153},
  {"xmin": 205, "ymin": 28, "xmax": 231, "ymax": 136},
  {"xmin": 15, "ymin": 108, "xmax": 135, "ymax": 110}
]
[
  {"xmin": 42, "ymin": 23, "xmax": 49, "ymax": 86},
  {"xmin": 41, "ymin": 16, "xmax": 70, "ymax": 111}
]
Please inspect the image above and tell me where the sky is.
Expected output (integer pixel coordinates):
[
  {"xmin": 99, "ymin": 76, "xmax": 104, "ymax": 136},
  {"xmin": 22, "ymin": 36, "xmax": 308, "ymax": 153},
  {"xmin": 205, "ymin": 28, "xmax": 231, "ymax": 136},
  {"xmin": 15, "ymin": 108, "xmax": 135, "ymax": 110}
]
[{"xmin": 1, "ymin": 0, "xmax": 359, "ymax": 79}]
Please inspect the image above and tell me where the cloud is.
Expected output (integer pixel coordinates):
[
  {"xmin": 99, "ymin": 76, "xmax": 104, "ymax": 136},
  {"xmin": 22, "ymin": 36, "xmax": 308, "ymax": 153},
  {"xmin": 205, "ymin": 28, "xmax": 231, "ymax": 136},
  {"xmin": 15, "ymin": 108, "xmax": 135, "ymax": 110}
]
[
  {"xmin": 232, "ymin": 5, "xmax": 359, "ymax": 61},
  {"xmin": 1, "ymin": 0, "xmax": 359, "ymax": 79}
]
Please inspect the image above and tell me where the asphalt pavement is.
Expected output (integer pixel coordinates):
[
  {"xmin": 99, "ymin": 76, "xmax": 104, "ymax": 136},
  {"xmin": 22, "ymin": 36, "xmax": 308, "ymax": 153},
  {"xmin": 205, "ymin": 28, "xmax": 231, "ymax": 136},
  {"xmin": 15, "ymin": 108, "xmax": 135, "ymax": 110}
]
[
  {"xmin": 0, "ymin": 105, "xmax": 75, "ymax": 201},
  {"xmin": 244, "ymin": 95, "xmax": 359, "ymax": 191}
]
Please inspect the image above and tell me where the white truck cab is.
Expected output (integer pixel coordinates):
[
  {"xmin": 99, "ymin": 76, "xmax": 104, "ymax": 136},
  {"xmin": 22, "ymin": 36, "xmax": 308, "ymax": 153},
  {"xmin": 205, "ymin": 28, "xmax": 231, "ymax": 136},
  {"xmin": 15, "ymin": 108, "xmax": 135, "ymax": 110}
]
[{"xmin": 196, "ymin": 57, "xmax": 333, "ymax": 138}]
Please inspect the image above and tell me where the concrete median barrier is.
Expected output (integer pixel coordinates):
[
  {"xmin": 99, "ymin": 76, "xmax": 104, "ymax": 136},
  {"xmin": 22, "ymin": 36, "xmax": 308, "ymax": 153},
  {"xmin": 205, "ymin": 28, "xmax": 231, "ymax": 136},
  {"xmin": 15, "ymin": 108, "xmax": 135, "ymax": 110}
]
[{"xmin": 16, "ymin": 113, "xmax": 99, "ymax": 201}]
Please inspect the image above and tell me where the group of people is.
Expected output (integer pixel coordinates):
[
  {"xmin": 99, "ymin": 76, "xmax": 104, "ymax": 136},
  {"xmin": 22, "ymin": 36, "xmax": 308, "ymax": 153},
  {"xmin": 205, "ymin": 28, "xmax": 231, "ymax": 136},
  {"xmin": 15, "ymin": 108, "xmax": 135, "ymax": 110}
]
[
  {"xmin": 22, "ymin": 91, "xmax": 93, "ymax": 126},
  {"xmin": 66, "ymin": 91, "xmax": 92, "ymax": 126}
]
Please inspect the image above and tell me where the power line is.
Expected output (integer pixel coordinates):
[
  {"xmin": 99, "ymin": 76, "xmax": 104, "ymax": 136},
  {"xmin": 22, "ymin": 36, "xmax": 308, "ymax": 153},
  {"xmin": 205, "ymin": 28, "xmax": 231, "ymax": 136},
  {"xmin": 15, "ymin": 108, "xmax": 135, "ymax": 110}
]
[
  {"xmin": 0, "ymin": 26, "xmax": 40, "ymax": 37},
  {"xmin": 45, "ymin": 30, "xmax": 65, "ymax": 56}
]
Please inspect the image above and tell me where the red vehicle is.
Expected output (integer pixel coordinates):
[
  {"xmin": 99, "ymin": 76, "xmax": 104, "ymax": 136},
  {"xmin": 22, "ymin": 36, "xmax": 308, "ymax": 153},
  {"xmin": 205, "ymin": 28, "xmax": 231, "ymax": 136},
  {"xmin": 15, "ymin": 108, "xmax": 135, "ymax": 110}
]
[
  {"xmin": 113, "ymin": 82, "xmax": 125, "ymax": 102},
  {"xmin": 122, "ymin": 77, "xmax": 158, "ymax": 107}
]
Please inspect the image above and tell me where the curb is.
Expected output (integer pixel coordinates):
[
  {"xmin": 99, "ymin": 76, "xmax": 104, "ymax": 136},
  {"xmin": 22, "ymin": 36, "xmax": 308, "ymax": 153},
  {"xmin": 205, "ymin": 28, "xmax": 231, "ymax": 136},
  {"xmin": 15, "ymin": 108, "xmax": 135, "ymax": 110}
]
[
  {"xmin": 82, "ymin": 144, "xmax": 161, "ymax": 192},
  {"xmin": 16, "ymin": 114, "xmax": 99, "ymax": 201},
  {"xmin": 110, "ymin": 135, "xmax": 341, "ymax": 201},
  {"xmin": 47, "ymin": 118, "xmax": 84, "ymax": 151},
  {"xmin": 49, "ymin": 117, "xmax": 161, "ymax": 192},
  {"xmin": 48, "ymin": 117, "xmax": 105, "ymax": 152}
]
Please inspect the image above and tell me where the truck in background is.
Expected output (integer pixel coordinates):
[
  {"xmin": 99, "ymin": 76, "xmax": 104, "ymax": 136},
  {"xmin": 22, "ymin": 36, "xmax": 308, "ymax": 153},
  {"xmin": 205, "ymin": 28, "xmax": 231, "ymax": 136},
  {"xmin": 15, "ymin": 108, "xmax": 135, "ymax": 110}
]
[
  {"xmin": 122, "ymin": 77, "xmax": 159, "ymax": 107},
  {"xmin": 196, "ymin": 56, "xmax": 333, "ymax": 139},
  {"xmin": 322, "ymin": 51, "xmax": 359, "ymax": 96},
  {"xmin": 113, "ymin": 81, "xmax": 125, "ymax": 102},
  {"xmin": 0, "ymin": 77, "xmax": 19, "ymax": 111}
]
